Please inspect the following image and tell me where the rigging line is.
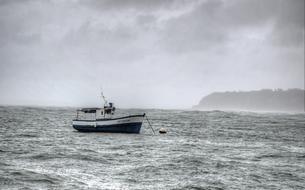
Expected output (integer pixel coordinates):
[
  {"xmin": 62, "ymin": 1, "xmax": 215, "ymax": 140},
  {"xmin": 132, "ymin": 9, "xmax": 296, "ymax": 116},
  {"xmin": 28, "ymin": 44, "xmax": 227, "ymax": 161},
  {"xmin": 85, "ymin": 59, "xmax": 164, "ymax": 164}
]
[{"xmin": 145, "ymin": 115, "xmax": 155, "ymax": 135}]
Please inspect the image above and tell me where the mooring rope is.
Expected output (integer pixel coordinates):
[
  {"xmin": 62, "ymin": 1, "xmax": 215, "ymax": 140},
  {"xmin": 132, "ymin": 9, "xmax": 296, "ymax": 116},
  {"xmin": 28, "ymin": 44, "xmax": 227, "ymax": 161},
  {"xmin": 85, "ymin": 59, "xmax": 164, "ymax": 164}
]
[{"xmin": 145, "ymin": 116, "xmax": 155, "ymax": 135}]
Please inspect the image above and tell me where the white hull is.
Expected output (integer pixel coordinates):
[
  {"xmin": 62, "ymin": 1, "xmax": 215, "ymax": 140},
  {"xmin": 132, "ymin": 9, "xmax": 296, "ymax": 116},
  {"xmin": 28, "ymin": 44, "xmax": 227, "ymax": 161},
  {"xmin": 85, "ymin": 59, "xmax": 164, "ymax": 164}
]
[{"xmin": 73, "ymin": 115, "xmax": 144, "ymax": 126}]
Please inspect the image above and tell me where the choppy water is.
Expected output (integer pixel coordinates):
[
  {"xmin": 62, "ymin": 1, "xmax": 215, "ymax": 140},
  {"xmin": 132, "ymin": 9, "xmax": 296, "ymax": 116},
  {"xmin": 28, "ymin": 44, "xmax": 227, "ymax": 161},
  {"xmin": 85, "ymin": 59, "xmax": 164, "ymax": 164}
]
[{"xmin": 0, "ymin": 106, "xmax": 304, "ymax": 190}]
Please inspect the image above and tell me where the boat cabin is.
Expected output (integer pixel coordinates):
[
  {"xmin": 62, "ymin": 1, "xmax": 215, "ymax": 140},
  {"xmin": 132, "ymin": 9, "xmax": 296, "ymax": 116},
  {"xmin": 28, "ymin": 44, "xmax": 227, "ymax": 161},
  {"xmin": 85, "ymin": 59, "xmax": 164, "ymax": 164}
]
[{"xmin": 76, "ymin": 103, "xmax": 116, "ymax": 120}]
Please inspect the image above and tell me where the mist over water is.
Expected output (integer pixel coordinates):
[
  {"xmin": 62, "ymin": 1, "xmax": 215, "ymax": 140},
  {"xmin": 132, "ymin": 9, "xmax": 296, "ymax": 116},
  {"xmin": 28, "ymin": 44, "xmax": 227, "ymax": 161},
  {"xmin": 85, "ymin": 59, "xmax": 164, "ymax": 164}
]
[{"xmin": 0, "ymin": 106, "xmax": 304, "ymax": 189}]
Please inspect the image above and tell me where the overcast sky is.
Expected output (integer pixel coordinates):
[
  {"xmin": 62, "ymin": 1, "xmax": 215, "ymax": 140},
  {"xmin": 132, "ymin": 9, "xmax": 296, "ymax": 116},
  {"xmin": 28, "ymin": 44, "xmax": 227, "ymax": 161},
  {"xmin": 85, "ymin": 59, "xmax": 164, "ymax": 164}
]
[{"xmin": 0, "ymin": 0, "xmax": 304, "ymax": 109}]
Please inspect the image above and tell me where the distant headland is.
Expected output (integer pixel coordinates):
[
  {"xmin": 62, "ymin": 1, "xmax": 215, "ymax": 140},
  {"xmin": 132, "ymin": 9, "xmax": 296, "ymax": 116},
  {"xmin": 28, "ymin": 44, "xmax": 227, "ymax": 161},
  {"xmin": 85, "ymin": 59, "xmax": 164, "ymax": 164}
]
[{"xmin": 193, "ymin": 89, "xmax": 305, "ymax": 112}]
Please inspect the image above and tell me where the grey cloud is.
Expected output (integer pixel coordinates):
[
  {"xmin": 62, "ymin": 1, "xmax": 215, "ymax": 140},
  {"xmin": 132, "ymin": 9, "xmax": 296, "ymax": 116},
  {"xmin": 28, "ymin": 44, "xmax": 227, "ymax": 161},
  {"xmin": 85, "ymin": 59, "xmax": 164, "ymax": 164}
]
[
  {"xmin": 222, "ymin": 0, "xmax": 304, "ymax": 47},
  {"xmin": 62, "ymin": 20, "xmax": 145, "ymax": 64},
  {"xmin": 160, "ymin": 0, "xmax": 227, "ymax": 53},
  {"xmin": 0, "ymin": 0, "xmax": 51, "ymax": 46},
  {"xmin": 64, "ymin": 21, "xmax": 137, "ymax": 46},
  {"xmin": 136, "ymin": 14, "xmax": 157, "ymax": 29},
  {"xmin": 0, "ymin": 0, "xmax": 303, "ymax": 108},
  {"xmin": 82, "ymin": 0, "xmax": 178, "ymax": 12},
  {"xmin": 224, "ymin": 0, "xmax": 304, "ymax": 47},
  {"xmin": 223, "ymin": 0, "xmax": 275, "ymax": 27},
  {"xmin": 160, "ymin": 0, "xmax": 304, "ymax": 53},
  {"xmin": 0, "ymin": 0, "xmax": 31, "ymax": 6},
  {"xmin": 270, "ymin": 0, "xmax": 304, "ymax": 47}
]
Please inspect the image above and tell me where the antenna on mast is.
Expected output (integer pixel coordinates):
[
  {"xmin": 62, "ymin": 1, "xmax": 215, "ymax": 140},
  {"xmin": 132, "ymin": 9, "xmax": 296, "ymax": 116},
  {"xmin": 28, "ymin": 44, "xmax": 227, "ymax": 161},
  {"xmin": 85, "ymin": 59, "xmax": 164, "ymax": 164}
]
[
  {"xmin": 101, "ymin": 91, "xmax": 108, "ymax": 107},
  {"xmin": 101, "ymin": 88, "xmax": 108, "ymax": 106}
]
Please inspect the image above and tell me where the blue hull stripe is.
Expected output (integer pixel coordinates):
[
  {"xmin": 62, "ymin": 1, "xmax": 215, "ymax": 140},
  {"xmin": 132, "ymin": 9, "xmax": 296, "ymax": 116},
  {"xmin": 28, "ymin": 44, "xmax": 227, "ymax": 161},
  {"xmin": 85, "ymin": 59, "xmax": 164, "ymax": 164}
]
[{"xmin": 73, "ymin": 122, "xmax": 142, "ymax": 133}]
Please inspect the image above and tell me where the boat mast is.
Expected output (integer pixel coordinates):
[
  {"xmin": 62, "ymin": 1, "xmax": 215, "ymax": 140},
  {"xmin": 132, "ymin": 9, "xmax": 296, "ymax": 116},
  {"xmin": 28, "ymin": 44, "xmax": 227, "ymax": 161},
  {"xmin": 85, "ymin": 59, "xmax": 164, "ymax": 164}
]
[
  {"xmin": 101, "ymin": 91, "xmax": 108, "ymax": 118},
  {"xmin": 101, "ymin": 91, "xmax": 108, "ymax": 106}
]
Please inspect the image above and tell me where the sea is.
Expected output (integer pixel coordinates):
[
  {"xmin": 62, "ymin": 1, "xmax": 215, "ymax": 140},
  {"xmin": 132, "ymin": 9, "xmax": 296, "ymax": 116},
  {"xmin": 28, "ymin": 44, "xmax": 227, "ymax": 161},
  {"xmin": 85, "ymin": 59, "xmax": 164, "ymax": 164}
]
[{"xmin": 0, "ymin": 106, "xmax": 304, "ymax": 190}]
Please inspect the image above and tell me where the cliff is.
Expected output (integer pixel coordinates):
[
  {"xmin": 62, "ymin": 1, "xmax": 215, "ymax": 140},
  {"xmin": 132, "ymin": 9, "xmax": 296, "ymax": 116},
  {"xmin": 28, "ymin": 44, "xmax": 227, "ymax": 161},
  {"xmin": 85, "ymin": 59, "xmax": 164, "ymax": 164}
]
[{"xmin": 193, "ymin": 89, "xmax": 305, "ymax": 112}]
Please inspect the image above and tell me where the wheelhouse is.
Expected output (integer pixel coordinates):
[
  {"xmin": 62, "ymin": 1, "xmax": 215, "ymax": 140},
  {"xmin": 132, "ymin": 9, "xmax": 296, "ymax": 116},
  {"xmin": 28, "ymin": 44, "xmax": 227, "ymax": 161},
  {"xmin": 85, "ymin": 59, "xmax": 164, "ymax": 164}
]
[{"xmin": 76, "ymin": 103, "xmax": 116, "ymax": 120}]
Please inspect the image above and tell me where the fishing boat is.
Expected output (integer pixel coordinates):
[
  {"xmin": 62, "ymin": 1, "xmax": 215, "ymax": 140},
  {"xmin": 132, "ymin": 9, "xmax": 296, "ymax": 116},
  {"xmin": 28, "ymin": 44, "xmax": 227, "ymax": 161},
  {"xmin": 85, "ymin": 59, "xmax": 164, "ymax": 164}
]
[{"xmin": 72, "ymin": 93, "xmax": 145, "ymax": 133}]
